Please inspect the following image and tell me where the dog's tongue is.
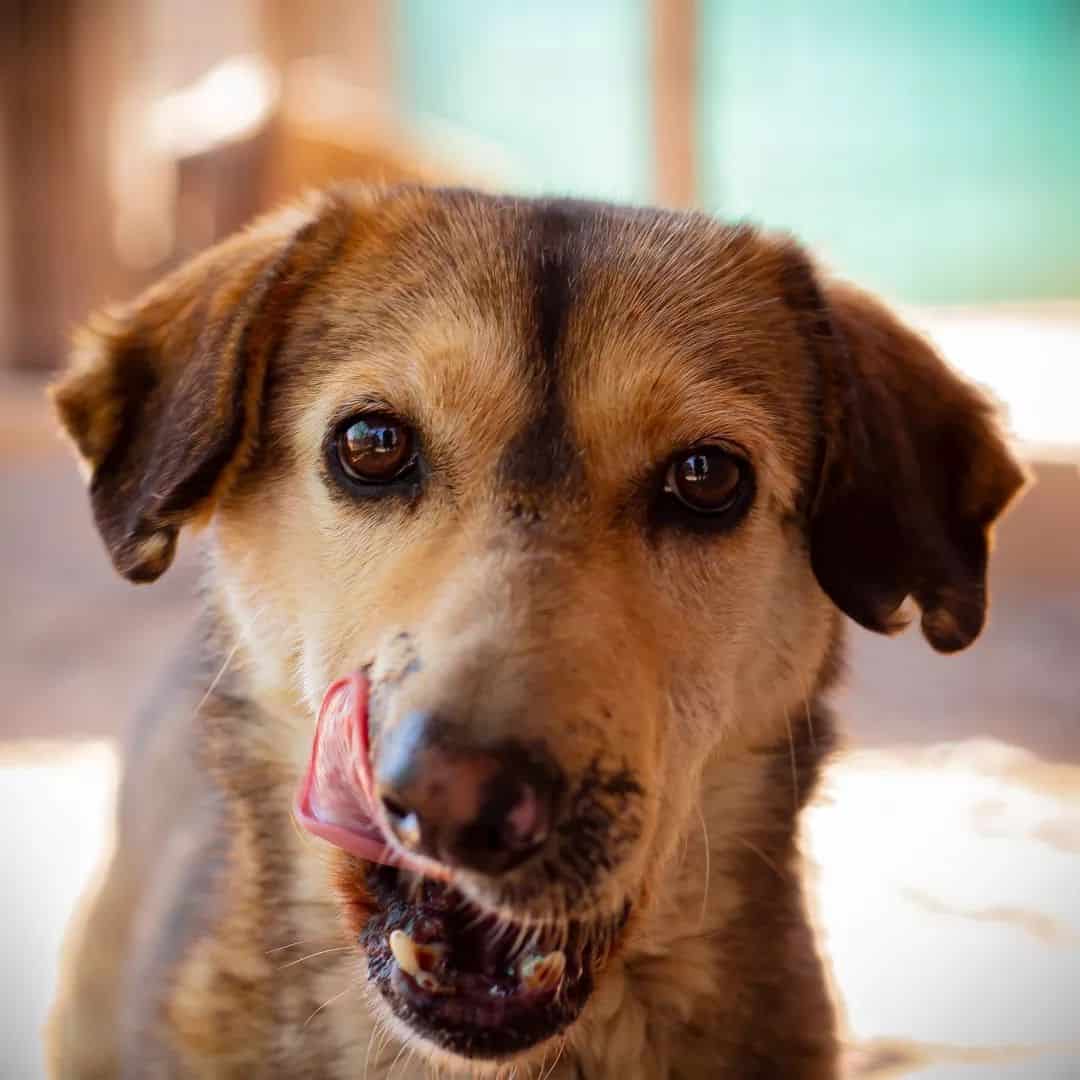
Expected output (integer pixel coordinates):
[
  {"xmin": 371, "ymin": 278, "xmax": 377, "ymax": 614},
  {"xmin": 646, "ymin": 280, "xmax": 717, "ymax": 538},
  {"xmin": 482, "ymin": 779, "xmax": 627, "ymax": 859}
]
[
  {"xmin": 295, "ymin": 673, "xmax": 452, "ymax": 881},
  {"xmin": 294, "ymin": 674, "xmax": 399, "ymax": 866}
]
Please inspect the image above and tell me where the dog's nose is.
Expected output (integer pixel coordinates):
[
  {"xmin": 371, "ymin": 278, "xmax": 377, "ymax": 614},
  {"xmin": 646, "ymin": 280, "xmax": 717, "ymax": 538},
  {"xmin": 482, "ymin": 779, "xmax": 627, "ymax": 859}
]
[{"xmin": 373, "ymin": 710, "xmax": 560, "ymax": 876}]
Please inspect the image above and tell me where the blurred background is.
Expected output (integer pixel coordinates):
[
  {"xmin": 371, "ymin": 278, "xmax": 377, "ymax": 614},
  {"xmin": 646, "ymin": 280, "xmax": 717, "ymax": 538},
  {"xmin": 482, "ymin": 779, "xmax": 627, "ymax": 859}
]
[{"xmin": 1, "ymin": 2, "xmax": 1078, "ymax": 1077}]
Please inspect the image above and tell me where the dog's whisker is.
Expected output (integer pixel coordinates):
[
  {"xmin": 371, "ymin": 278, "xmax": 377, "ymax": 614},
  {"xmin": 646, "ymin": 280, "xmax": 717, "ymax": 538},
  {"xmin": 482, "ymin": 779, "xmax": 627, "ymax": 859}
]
[
  {"xmin": 543, "ymin": 1037, "xmax": 568, "ymax": 1080},
  {"xmin": 406, "ymin": 872, "xmax": 425, "ymax": 906},
  {"xmin": 265, "ymin": 938, "xmax": 316, "ymax": 955},
  {"xmin": 801, "ymin": 676, "xmax": 817, "ymax": 752},
  {"xmin": 190, "ymin": 597, "xmax": 277, "ymax": 725},
  {"xmin": 783, "ymin": 708, "xmax": 800, "ymax": 810},
  {"xmin": 362, "ymin": 1014, "xmax": 388, "ymax": 1080},
  {"xmin": 386, "ymin": 1035, "xmax": 411, "ymax": 1078},
  {"xmin": 511, "ymin": 919, "xmax": 531, "ymax": 960},
  {"xmin": 302, "ymin": 982, "xmax": 353, "ymax": 1028},
  {"xmin": 491, "ymin": 913, "xmax": 516, "ymax": 951},
  {"xmin": 525, "ymin": 923, "xmax": 541, "ymax": 957},
  {"xmin": 791, "ymin": 660, "xmax": 818, "ymax": 754},
  {"xmin": 737, "ymin": 836, "xmax": 786, "ymax": 881},
  {"xmin": 191, "ymin": 636, "xmax": 243, "ymax": 722},
  {"xmin": 277, "ymin": 945, "xmax": 351, "ymax": 970},
  {"xmin": 374, "ymin": 1021, "xmax": 394, "ymax": 1064},
  {"xmin": 463, "ymin": 902, "xmax": 493, "ymax": 935},
  {"xmin": 694, "ymin": 800, "xmax": 712, "ymax": 931}
]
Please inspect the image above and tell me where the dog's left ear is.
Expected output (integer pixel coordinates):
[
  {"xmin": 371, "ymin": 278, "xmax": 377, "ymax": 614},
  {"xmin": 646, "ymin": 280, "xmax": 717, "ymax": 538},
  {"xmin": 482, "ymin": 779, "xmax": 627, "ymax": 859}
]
[
  {"xmin": 51, "ymin": 193, "xmax": 349, "ymax": 583},
  {"xmin": 787, "ymin": 257, "xmax": 1029, "ymax": 653}
]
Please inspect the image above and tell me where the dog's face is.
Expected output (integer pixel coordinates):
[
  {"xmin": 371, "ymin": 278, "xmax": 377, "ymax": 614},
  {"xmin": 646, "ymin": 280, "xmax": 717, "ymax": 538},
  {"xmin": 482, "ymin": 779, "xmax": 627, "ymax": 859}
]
[{"xmin": 53, "ymin": 187, "xmax": 1025, "ymax": 1068}]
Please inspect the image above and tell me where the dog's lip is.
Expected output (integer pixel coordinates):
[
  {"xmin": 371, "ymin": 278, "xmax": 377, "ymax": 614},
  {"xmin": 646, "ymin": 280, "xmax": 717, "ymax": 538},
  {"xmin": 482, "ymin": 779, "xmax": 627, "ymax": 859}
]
[
  {"xmin": 294, "ymin": 673, "xmax": 452, "ymax": 880},
  {"xmin": 361, "ymin": 864, "xmax": 619, "ymax": 1059}
]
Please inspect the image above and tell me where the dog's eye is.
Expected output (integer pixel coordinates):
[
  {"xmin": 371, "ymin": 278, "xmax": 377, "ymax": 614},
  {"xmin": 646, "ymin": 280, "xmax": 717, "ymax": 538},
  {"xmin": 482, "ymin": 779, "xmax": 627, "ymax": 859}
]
[
  {"xmin": 664, "ymin": 446, "xmax": 748, "ymax": 514},
  {"xmin": 335, "ymin": 414, "xmax": 416, "ymax": 484}
]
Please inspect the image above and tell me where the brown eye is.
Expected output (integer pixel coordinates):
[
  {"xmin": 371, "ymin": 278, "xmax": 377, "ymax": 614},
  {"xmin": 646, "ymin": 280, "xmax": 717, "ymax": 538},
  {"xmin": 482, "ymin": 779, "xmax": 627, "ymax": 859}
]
[
  {"xmin": 335, "ymin": 414, "xmax": 416, "ymax": 484},
  {"xmin": 664, "ymin": 446, "xmax": 747, "ymax": 514}
]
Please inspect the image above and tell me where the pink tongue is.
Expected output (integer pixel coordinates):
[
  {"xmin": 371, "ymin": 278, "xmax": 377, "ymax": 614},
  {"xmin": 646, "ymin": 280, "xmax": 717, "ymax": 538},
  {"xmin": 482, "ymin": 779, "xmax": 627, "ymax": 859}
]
[
  {"xmin": 294, "ymin": 674, "xmax": 398, "ymax": 865},
  {"xmin": 294, "ymin": 673, "xmax": 451, "ymax": 880}
]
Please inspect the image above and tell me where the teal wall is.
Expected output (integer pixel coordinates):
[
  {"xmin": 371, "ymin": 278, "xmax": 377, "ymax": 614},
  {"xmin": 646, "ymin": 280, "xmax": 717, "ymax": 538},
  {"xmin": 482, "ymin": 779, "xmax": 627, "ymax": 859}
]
[
  {"xmin": 394, "ymin": 2, "xmax": 1080, "ymax": 304},
  {"xmin": 395, "ymin": 0, "xmax": 651, "ymax": 204},
  {"xmin": 701, "ymin": 1, "xmax": 1080, "ymax": 303}
]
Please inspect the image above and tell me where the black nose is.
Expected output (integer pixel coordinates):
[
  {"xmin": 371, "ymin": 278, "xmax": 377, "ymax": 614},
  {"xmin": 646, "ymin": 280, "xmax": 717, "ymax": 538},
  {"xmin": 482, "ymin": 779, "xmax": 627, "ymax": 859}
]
[{"xmin": 373, "ymin": 710, "xmax": 562, "ymax": 876}]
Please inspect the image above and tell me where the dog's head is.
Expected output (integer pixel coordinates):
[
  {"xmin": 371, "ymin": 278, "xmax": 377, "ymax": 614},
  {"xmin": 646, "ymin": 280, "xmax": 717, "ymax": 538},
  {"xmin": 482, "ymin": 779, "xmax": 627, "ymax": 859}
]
[{"xmin": 53, "ymin": 186, "xmax": 1025, "ymax": 1067}]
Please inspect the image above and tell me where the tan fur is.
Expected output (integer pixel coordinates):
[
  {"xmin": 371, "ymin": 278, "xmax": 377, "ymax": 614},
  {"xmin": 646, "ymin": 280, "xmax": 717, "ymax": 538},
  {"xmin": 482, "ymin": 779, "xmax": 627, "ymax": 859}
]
[{"xmin": 48, "ymin": 185, "xmax": 1026, "ymax": 1078}]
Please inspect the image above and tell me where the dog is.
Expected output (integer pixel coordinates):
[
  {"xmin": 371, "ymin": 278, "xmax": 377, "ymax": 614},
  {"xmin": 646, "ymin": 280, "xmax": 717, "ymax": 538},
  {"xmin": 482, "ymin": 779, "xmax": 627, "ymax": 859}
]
[{"xmin": 47, "ymin": 185, "xmax": 1025, "ymax": 1078}]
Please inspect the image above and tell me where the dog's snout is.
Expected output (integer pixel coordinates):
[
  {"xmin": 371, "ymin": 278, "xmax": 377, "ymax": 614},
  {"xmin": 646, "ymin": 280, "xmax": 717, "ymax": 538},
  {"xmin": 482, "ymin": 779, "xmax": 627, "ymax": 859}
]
[{"xmin": 374, "ymin": 710, "xmax": 561, "ymax": 876}]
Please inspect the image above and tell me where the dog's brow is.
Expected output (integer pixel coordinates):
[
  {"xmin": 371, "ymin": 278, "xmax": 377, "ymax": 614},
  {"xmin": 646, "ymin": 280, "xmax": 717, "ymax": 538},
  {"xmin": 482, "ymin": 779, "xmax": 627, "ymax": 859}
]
[{"xmin": 496, "ymin": 202, "xmax": 591, "ymax": 499}]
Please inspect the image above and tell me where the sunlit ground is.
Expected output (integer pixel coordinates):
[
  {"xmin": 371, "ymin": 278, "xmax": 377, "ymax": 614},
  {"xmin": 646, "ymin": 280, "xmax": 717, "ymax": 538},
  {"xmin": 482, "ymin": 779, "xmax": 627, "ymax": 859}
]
[
  {"xmin": 5, "ymin": 738, "xmax": 1079, "ymax": 1078},
  {"xmin": 808, "ymin": 742, "xmax": 1080, "ymax": 1078},
  {"xmin": 1, "ymin": 743, "xmax": 116, "ymax": 1078}
]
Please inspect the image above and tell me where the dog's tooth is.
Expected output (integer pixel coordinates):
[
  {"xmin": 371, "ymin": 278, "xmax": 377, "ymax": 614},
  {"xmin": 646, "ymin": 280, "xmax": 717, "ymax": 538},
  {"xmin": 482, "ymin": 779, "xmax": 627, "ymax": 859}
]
[
  {"xmin": 519, "ymin": 950, "xmax": 566, "ymax": 993},
  {"xmin": 389, "ymin": 930, "xmax": 420, "ymax": 976},
  {"xmin": 389, "ymin": 931, "xmax": 451, "ymax": 991}
]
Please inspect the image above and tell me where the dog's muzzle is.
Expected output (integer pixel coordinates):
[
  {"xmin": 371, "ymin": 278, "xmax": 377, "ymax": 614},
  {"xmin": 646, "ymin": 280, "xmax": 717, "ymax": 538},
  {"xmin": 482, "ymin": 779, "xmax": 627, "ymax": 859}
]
[
  {"xmin": 295, "ymin": 673, "xmax": 560, "ymax": 880},
  {"xmin": 294, "ymin": 673, "xmax": 624, "ymax": 1059}
]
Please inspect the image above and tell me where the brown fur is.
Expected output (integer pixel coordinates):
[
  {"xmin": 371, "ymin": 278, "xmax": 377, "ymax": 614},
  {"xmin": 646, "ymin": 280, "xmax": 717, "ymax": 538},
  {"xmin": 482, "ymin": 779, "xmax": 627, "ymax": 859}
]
[{"xmin": 48, "ymin": 185, "xmax": 1026, "ymax": 1078}]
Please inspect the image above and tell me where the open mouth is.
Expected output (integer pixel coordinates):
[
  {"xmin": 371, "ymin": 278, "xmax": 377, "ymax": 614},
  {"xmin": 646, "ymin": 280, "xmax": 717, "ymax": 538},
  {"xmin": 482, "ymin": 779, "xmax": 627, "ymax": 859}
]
[
  {"xmin": 295, "ymin": 673, "xmax": 628, "ymax": 1057},
  {"xmin": 361, "ymin": 863, "xmax": 626, "ymax": 1058}
]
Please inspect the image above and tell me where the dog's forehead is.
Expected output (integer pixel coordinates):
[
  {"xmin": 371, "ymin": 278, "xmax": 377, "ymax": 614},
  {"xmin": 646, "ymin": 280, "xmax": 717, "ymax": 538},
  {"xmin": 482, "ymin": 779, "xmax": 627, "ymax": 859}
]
[{"xmin": 284, "ymin": 190, "xmax": 817, "ymax": 502}]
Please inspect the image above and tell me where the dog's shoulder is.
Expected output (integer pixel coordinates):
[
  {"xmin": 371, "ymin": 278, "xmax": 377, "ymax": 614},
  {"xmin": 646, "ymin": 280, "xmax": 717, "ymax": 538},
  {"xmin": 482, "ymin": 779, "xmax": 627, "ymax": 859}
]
[{"xmin": 48, "ymin": 627, "xmax": 271, "ymax": 1076}]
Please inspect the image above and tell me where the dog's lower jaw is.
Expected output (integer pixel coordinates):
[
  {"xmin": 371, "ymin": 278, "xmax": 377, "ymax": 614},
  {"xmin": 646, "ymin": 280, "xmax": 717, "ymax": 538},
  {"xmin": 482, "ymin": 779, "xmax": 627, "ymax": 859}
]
[
  {"xmin": 355, "ymin": 801, "xmax": 837, "ymax": 1079},
  {"xmin": 373, "ymin": 958, "xmax": 677, "ymax": 1080}
]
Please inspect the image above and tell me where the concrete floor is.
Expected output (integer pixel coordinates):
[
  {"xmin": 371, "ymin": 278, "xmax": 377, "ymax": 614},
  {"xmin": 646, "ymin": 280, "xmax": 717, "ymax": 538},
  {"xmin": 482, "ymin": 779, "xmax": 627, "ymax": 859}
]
[{"xmin": 2, "ymin": 374, "xmax": 1079, "ymax": 1077}]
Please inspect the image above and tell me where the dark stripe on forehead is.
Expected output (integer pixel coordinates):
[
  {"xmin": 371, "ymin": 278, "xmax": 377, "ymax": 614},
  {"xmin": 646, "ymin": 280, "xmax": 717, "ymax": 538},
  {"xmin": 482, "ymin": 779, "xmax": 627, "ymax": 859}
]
[
  {"xmin": 497, "ymin": 201, "xmax": 589, "ymax": 499},
  {"xmin": 533, "ymin": 202, "xmax": 577, "ymax": 369}
]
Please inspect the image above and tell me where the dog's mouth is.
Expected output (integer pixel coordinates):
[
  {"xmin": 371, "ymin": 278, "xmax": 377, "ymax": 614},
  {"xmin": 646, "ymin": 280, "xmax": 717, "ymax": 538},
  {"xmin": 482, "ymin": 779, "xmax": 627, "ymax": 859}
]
[
  {"xmin": 295, "ymin": 673, "xmax": 627, "ymax": 1058},
  {"xmin": 360, "ymin": 863, "xmax": 626, "ymax": 1058}
]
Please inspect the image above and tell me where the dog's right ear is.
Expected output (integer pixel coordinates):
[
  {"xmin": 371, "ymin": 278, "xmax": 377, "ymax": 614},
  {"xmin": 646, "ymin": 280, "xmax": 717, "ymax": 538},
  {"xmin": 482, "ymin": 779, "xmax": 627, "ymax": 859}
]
[
  {"xmin": 50, "ymin": 193, "xmax": 349, "ymax": 583},
  {"xmin": 781, "ymin": 249, "xmax": 1028, "ymax": 653}
]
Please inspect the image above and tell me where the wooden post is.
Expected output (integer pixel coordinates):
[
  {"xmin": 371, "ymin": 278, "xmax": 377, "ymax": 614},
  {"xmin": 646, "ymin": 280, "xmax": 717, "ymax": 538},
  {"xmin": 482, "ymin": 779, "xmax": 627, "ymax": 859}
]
[
  {"xmin": 0, "ymin": 0, "xmax": 133, "ymax": 371},
  {"xmin": 259, "ymin": 0, "xmax": 392, "ymax": 99},
  {"xmin": 651, "ymin": 0, "xmax": 698, "ymax": 209}
]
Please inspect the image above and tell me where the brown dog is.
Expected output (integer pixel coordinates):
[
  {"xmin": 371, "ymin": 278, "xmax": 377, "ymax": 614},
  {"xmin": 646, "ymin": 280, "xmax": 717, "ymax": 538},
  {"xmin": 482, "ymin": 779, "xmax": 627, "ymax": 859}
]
[{"xmin": 48, "ymin": 185, "xmax": 1025, "ymax": 1078}]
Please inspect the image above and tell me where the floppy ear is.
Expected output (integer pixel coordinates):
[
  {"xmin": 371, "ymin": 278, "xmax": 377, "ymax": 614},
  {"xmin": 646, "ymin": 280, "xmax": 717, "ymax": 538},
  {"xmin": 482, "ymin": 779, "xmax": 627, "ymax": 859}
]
[
  {"xmin": 50, "ymin": 193, "xmax": 349, "ymax": 583},
  {"xmin": 789, "ymin": 262, "xmax": 1028, "ymax": 653}
]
